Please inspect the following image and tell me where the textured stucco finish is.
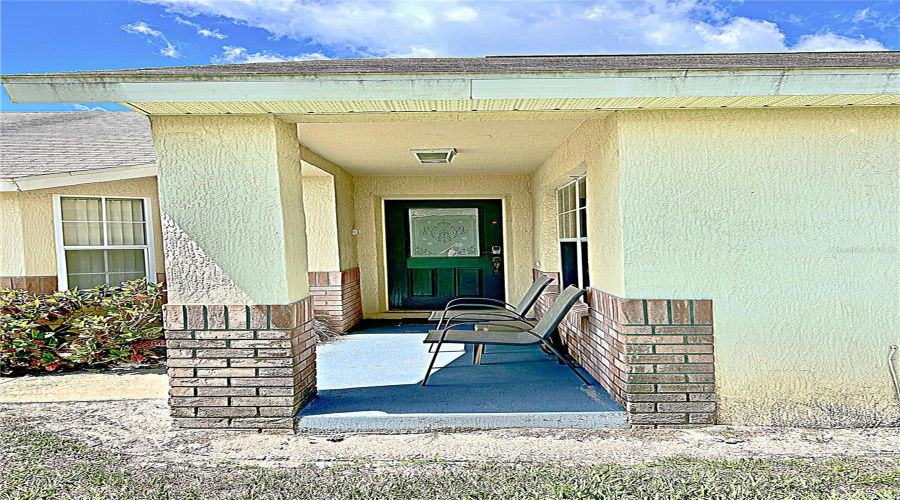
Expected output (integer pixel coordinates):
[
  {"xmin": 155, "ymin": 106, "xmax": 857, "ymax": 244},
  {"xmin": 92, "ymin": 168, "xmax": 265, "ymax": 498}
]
[
  {"xmin": 150, "ymin": 115, "xmax": 308, "ymax": 304},
  {"xmin": 531, "ymin": 116, "xmax": 624, "ymax": 296},
  {"xmin": 616, "ymin": 106, "xmax": 899, "ymax": 425},
  {"xmin": 0, "ymin": 193, "xmax": 26, "ymax": 276},
  {"xmin": 354, "ymin": 175, "xmax": 533, "ymax": 315},
  {"xmin": 302, "ymin": 173, "xmax": 340, "ymax": 271},
  {"xmin": 0, "ymin": 177, "xmax": 164, "ymax": 278},
  {"xmin": 299, "ymin": 146, "xmax": 358, "ymax": 271}
]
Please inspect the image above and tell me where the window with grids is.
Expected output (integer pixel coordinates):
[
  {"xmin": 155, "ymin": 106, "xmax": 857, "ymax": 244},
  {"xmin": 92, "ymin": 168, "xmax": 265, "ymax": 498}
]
[
  {"xmin": 556, "ymin": 176, "xmax": 589, "ymax": 289},
  {"xmin": 55, "ymin": 196, "xmax": 155, "ymax": 290}
]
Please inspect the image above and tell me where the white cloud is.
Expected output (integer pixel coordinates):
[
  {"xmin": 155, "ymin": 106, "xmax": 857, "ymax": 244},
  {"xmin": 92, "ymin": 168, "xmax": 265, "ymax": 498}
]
[
  {"xmin": 122, "ymin": 21, "xmax": 162, "ymax": 37},
  {"xmin": 444, "ymin": 6, "xmax": 478, "ymax": 23},
  {"xmin": 138, "ymin": 0, "xmax": 889, "ymax": 57},
  {"xmin": 197, "ymin": 28, "xmax": 227, "ymax": 39},
  {"xmin": 792, "ymin": 33, "xmax": 886, "ymax": 52},
  {"xmin": 174, "ymin": 16, "xmax": 227, "ymax": 39},
  {"xmin": 852, "ymin": 8, "xmax": 870, "ymax": 23},
  {"xmin": 72, "ymin": 104, "xmax": 108, "ymax": 112},
  {"xmin": 121, "ymin": 21, "xmax": 182, "ymax": 58},
  {"xmin": 213, "ymin": 46, "xmax": 329, "ymax": 64},
  {"xmin": 160, "ymin": 43, "xmax": 182, "ymax": 58}
]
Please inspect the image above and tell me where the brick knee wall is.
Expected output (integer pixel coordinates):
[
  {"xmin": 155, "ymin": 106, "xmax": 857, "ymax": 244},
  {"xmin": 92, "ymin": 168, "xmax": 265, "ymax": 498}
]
[
  {"xmin": 0, "ymin": 276, "xmax": 58, "ymax": 293},
  {"xmin": 308, "ymin": 268, "xmax": 362, "ymax": 333},
  {"xmin": 163, "ymin": 298, "xmax": 316, "ymax": 431},
  {"xmin": 532, "ymin": 269, "xmax": 716, "ymax": 427},
  {"xmin": 531, "ymin": 270, "xmax": 561, "ymax": 318}
]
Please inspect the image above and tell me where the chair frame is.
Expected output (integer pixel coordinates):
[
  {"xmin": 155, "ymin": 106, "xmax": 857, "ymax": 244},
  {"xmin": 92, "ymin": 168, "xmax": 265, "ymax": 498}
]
[
  {"xmin": 422, "ymin": 286, "xmax": 592, "ymax": 386},
  {"xmin": 433, "ymin": 276, "xmax": 554, "ymax": 330}
]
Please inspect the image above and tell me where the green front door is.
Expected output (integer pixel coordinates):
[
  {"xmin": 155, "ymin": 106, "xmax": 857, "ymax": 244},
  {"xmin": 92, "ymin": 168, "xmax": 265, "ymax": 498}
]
[{"xmin": 386, "ymin": 199, "xmax": 505, "ymax": 310}]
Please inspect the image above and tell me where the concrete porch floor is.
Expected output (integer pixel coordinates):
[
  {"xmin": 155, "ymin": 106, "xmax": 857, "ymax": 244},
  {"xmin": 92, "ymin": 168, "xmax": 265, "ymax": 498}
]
[{"xmin": 296, "ymin": 324, "xmax": 627, "ymax": 432}]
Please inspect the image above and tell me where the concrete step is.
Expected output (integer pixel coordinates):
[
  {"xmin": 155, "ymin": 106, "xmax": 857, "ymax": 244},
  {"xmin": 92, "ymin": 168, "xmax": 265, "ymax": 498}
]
[{"xmin": 296, "ymin": 410, "xmax": 628, "ymax": 432}]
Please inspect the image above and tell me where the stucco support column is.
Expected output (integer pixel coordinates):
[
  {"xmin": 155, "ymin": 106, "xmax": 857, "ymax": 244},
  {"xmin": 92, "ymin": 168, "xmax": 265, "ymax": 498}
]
[{"xmin": 151, "ymin": 115, "xmax": 314, "ymax": 431}]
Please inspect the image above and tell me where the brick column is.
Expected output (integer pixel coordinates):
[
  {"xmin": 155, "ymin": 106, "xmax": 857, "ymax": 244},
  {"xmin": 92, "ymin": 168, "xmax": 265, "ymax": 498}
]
[
  {"xmin": 534, "ymin": 270, "xmax": 716, "ymax": 427},
  {"xmin": 308, "ymin": 268, "xmax": 363, "ymax": 333},
  {"xmin": 164, "ymin": 298, "xmax": 315, "ymax": 431}
]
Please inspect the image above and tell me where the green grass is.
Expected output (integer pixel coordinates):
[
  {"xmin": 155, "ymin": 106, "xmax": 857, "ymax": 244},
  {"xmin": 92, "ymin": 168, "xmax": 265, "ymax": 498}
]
[{"xmin": 1, "ymin": 428, "xmax": 898, "ymax": 500}]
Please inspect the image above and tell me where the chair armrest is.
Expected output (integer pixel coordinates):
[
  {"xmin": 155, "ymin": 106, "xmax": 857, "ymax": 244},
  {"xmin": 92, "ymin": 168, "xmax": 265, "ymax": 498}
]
[
  {"xmin": 444, "ymin": 319, "xmax": 545, "ymax": 342},
  {"xmin": 446, "ymin": 310, "xmax": 528, "ymax": 325},
  {"xmin": 444, "ymin": 297, "xmax": 516, "ymax": 310}
]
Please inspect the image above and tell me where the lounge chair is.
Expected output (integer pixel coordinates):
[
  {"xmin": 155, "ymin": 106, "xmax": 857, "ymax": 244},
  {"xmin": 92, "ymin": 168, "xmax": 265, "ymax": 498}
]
[
  {"xmin": 428, "ymin": 275, "xmax": 554, "ymax": 330},
  {"xmin": 422, "ymin": 285, "xmax": 591, "ymax": 386}
]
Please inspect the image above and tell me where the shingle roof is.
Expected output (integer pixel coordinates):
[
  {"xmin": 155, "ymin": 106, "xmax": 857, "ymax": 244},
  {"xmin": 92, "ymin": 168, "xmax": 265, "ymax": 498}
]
[
  {"xmin": 8, "ymin": 52, "xmax": 898, "ymax": 78},
  {"xmin": 0, "ymin": 112, "xmax": 155, "ymax": 178}
]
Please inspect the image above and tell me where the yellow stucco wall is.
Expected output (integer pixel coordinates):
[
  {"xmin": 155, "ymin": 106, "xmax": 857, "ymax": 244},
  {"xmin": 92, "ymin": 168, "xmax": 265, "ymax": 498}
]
[
  {"xmin": 150, "ymin": 115, "xmax": 308, "ymax": 304},
  {"xmin": 302, "ymin": 172, "xmax": 340, "ymax": 271},
  {"xmin": 616, "ymin": 106, "xmax": 900, "ymax": 426},
  {"xmin": 299, "ymin": 146, "xmax": 359, "ymax": 271},
  {"xmin": 531, "ymin": 115, "xmax": 625, "ymax": 296},
  {"xmin": 0, "ymin": 192, "xmax": 26, "ymax": 276},
  {"xmin": 354, "ymin": 174, "xmax": 533, "ymax": 316},
  {"xmin": 0, "ymin": 177, "xmax": 165, "ymax": 278}
]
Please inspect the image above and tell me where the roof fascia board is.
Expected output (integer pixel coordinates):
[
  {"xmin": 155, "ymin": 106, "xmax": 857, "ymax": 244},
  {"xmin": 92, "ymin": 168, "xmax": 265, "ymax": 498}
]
[
  {"xmin": 0, "ymin": 164, "xmax": 157, "ymax": 192},
  {"xmin": 3, "ymin": 68, "xmax": 897, "ymax": 103}
]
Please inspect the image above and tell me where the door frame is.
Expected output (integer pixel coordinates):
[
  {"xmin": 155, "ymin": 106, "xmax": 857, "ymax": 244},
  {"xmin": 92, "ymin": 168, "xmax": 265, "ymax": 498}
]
[{"xmin": 379, "ymin": 195, "xmax": 510, "ymax": 312}]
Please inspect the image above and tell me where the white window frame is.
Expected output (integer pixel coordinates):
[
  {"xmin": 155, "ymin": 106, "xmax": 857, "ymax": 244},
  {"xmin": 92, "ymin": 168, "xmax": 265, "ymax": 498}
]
[
  {"xmin": 556, "ymin": 175, "xmax": 589, "ymax": 289},
  {"xmin": 52, "ymin": 194, "xmax": 157, "ymax": 291}
]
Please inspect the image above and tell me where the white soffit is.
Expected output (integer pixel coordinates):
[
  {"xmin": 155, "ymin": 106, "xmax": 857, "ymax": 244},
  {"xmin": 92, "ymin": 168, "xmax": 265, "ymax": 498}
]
[
  {"xmin": 124, "ymin": 93, "xmax": 899, "ymax": 117},
  {"xmin": 297, "ymin": 119, "xmax": 583, "ymax": 176}
]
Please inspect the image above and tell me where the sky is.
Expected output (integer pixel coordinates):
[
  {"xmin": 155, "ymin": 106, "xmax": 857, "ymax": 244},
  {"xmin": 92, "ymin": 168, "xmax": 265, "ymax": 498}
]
[{"xmin": 1, "ymin": 0, "xmax": 897, "ymax": 111}]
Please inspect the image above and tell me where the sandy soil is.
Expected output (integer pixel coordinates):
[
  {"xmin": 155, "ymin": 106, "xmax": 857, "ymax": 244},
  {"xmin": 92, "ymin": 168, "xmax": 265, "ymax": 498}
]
[
  {"xmin": 0, "ymin": 368, "xmax": 168, "ymax": 403},
  {"xmin": 1, "ymin": 398, "xmax": 898, "ymax": 466}
]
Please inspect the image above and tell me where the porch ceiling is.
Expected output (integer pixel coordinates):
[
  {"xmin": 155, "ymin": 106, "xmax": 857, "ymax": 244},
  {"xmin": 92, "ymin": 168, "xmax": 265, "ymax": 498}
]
[{"xmin": 297, "ymin": 119, "xmax": 584, "ymax": 176}]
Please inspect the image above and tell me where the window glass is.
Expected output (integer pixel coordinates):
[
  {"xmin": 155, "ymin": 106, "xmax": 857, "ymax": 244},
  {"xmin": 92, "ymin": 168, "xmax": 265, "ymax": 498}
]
[
  {"xmin": 58, "ymin": 196, "xmax": 152, "ymax": 289},
  {"xmin": 409, "ymin": 208, "xmax": 480, "ymax": 257},
  {"xmin": 555, "ymin": 176, "xmax": 590, "ymax": 289}
]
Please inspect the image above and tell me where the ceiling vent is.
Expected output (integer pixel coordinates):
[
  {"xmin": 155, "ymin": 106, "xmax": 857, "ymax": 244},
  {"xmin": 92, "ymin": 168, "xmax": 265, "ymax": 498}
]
[{"xmin": 410, "ymin": 148, "xmax": 457, "ymax": 164}]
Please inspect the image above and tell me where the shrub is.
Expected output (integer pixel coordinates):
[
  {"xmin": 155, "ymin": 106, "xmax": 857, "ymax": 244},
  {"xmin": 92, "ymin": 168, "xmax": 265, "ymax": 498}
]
[{"xmin": 0, "ymin": 279, "xmax": 164, "ymax": 375}]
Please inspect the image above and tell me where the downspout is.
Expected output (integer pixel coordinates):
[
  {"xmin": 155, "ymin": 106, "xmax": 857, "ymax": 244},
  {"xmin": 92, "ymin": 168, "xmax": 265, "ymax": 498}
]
[{"xmin": 889, "ymin": 345, "xmax": 900, "ymax": 404}]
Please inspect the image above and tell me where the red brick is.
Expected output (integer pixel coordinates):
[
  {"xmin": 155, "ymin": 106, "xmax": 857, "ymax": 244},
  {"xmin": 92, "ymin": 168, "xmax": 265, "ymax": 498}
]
[
  {"xmin": 629, "ymin": 413, "xmax": 688, "ymax": 424},
  {"xmin": 625, "ymin": 335, "xmax": 684, "ymax": 344},
  {"xmin": 169, "ymin": 397, "xmax": 228, "ymax": 407},
  {"xmin": 227, "ymin": 305, "xmax": 248, "ymax": 329},
  {"xmin": 619, "ymin": 299, "xmax": 645, "ymax": 325},
  {"xmin": 657, "ymin": 402, "xmax": 716, "ymax": 413},
  {"xmin": 656, "ymin": 384, "xmax": 715, "ymax": 393},
  {"xmin": 249, "ymin": 305, "xmax": 268, "ymax": 329},
  {"xmin": 656, "ymin": 326, "xmax": 713, "ymax": 335},
  {"xmin": 174, "ymin": 418, "xmax": 229, "ymax": 428},
  {"xmin": 671, "ymin": 300, "xmax": 691, "ymax": 324},
  {"xmin": 627, "ymin": 393, "xmax": 687, "ymax": 402},
  {"xmin": 693, "ymin": 300, "xmax": 713, "ymax": 325},
  {"xmin": 689, "ymin": 413, "xmax": 716, "ymax": 424},
  {"xmin": 645, "ymin": 300, "xmax": 669, "ymax": 325},
  {"xmin": 629, "ymin": 374, "xmax": 686, "ymax": 384},
  {"xmin": 656, "ymin": 364, "xmax": 714, "ymax": 374},
  {"xmin": 655, "ymin": 344, "xmax": 713, "ymax": 354}
]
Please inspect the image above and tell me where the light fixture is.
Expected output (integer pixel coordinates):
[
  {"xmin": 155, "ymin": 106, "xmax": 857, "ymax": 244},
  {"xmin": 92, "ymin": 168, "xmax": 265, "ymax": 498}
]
[{"xmin": 410, "ymin": 148, "xmax": 457, "ymax": 164}]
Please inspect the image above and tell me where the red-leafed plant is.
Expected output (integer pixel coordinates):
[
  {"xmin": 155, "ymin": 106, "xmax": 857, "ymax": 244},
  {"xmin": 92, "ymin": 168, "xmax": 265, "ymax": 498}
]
[{"xmin": 0, "ymin": 279, "xmax": 164, "ymax": 375}]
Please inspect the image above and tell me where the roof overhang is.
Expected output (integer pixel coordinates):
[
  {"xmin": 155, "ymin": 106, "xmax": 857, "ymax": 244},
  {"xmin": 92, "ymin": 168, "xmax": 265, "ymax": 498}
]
[
  {"xmin": 2, "ymin": 67, "xmax": 898, "ymax": 117},
  {"xmin": 0, "ymin": 163, "xmax": 157, "ymax": 192}
]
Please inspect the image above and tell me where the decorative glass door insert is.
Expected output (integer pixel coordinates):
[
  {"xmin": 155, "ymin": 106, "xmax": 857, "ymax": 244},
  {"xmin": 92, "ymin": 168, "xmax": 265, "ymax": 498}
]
[{"xmin": 409, "ymin": 208, "xmax": 480, "ymax": 257}]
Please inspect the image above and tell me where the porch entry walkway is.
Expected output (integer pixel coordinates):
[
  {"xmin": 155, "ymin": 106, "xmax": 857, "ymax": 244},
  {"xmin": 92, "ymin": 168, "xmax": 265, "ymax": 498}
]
[{"xmin": 296, "ymin": 323, "xmax": 626, "ymax": 432}]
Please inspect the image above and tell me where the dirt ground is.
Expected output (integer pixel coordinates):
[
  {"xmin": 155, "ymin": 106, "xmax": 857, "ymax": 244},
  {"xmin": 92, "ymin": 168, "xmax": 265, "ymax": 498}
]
[
  {"xmin": 0, "ymin": 368, "xmax": 168, "ymax": 403},
  {"xmin": 1, "ymin": 397, "xmax": 898, "ymax": 467}
]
